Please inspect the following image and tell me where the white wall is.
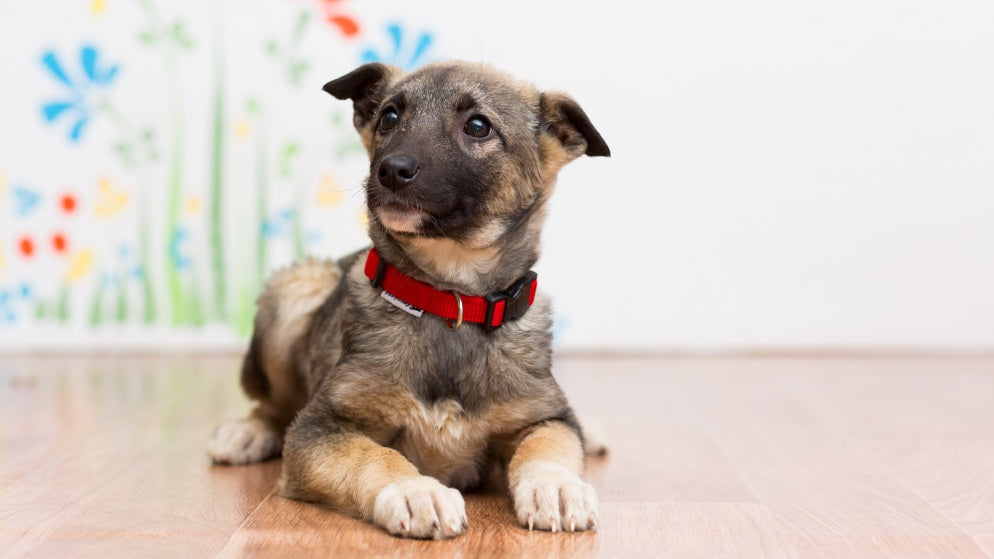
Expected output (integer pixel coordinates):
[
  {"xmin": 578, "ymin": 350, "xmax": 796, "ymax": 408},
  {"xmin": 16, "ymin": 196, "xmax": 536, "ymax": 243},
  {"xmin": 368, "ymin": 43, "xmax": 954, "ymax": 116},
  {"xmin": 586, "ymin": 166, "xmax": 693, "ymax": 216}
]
[{"xmin": 1, "ymin": 0, "xmax": 992, "ymax": 352}]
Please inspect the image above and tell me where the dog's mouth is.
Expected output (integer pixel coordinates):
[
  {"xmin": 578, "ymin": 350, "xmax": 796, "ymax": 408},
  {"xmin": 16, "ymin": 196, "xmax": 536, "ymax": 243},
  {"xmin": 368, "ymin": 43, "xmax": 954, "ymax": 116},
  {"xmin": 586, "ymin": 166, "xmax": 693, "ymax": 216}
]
[{"xmin": 373, "ymin": 199, "xmax": 429, "ymax": 234}]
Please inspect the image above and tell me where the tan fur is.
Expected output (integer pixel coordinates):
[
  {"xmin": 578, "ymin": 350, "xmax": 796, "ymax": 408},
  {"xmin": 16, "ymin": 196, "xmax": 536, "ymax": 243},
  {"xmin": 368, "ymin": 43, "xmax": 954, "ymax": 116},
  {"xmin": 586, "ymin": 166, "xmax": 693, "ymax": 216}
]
[
  {"xmin": 254, "ymin": 258, "xmax": 341, "ymax": 428},
  {"xmin": 507, "ymin": 422, "xmax": 596, "ymax": 532},
  {"xmin": 281, "ymin": 432, "xmax": 420, "ymax": 519},
  {"xmin": 404, "ymin": 237, "xmax": 502, "ymax": 286},
  {"xmin": 508, "ymin": 422, "xmax": 585, "ymax": 480}
]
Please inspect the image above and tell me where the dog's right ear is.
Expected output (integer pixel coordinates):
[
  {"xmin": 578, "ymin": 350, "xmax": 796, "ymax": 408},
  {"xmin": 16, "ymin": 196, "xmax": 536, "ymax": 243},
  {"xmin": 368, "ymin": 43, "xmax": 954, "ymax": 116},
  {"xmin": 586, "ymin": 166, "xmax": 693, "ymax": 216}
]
[{"xmin": 323, "ymin": 63, "xmax": 401, "ymax": 148}]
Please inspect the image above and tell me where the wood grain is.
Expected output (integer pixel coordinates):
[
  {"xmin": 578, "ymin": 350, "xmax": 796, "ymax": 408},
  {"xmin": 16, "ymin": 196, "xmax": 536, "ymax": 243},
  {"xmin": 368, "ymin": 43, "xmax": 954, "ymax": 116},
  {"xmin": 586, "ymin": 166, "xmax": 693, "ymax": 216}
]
[{"xmin": 2, "ymin": 356, "xmax": 993, "ymax": 557}]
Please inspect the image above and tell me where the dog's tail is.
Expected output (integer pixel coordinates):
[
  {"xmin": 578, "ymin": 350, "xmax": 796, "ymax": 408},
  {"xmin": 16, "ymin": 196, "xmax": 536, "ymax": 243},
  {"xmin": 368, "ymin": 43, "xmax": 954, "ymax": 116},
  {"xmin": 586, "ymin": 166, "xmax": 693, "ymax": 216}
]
[{"xmin": 579, "ymin": 416, "xmax": 609, "ymax": 456}]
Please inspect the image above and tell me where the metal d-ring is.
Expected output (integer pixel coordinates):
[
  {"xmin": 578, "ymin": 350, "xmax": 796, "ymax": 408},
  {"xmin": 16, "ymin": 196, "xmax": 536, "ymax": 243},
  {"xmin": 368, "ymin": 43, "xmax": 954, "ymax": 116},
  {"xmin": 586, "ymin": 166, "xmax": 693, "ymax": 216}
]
[{"xmin": 446, "ymin": 290, "xmax": 464, "ymax": 331}]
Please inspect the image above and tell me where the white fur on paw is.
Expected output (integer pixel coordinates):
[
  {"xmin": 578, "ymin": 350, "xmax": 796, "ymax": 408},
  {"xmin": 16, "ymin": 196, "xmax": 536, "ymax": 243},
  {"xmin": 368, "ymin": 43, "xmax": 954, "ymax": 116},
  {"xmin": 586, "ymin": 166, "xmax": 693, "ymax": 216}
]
[
  {"xmin": 373, "ymin": 477, "xmax": 468, "ymax": 539},
  {"xmin": 206, "ymin": 418, "xmax": 282, "ymax": 465},
  {"xmin": 512, "ymin": 463, "xmax": 599, "ymax": 532}
]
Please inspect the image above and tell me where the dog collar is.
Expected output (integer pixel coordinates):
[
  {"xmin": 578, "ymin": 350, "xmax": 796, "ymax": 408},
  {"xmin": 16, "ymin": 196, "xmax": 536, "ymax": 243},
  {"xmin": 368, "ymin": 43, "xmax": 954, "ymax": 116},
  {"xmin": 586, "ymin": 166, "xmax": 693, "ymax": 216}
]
[{"xmin": 363, "ymin": 248, "xmax": 538, "ymax": 331}]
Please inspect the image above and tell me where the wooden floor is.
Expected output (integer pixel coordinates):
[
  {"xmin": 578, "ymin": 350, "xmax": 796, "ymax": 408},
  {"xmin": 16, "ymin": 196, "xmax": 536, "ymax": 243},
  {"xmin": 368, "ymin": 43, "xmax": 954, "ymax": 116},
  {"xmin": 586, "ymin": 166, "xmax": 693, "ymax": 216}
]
[{"xmin": 1, "ymin": 356, "xmax": 994, "ymax": 558}]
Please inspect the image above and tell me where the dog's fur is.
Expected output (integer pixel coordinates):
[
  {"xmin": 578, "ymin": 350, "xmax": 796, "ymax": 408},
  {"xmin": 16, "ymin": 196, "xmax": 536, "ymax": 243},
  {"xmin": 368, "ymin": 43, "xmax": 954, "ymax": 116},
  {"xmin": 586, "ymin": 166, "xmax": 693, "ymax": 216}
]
[{"xmin": 206, "ymin": 60, "xmax": 610, "ymax": 539}]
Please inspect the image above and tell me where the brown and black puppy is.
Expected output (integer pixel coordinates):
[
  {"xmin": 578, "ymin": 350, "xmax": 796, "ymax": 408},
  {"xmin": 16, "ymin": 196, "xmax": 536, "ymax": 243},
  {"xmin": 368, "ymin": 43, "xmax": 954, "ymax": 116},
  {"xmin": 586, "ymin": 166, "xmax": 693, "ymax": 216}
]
[{"xmin": 207, "ymin": 60, "xmax": 610, "ymax": 539}]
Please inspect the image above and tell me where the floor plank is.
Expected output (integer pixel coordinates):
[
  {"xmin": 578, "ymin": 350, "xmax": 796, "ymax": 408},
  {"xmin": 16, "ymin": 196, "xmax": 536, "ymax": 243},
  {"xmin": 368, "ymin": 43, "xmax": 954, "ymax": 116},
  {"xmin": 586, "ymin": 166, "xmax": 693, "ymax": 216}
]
[{"xmin": 1, "ymin": 356, "xmax": 993, "ymax": 557}]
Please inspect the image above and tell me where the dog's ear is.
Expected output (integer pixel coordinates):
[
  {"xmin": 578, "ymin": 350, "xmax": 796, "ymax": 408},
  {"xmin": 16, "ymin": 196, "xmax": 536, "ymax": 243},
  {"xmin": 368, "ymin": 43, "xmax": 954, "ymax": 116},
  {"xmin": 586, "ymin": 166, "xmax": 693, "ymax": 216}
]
[
  {"xmin": 539, "ymin": 92, "xmax": 611, "ymax": 159},
  {"xmin": 323, "ymin": 63, "xmax": 402, "ymax": 139}
]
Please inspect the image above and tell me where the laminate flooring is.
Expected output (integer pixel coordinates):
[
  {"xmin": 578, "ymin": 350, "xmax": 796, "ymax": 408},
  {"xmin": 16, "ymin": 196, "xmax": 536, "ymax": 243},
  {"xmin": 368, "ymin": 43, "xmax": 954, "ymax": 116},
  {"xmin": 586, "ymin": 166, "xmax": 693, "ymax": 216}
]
[{"xmin": 1, "ymin": 356, "xmax": 993, "ymax": 558}]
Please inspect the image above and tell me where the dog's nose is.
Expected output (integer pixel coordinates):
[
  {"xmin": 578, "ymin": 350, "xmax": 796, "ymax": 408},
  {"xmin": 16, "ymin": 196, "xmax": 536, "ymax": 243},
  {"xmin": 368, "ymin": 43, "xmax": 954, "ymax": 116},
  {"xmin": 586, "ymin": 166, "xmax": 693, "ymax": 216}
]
[{"xmin": 377, "ymin": 154, "xmax": 419, "ymax": 191}]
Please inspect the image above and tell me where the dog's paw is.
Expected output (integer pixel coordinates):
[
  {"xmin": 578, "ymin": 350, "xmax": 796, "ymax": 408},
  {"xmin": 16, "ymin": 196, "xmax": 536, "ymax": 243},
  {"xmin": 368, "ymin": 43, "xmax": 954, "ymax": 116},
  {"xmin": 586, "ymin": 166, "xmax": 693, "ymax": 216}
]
[
  {"xmin": 512, "ymin": 463, "xmax": 599, "ymax": 532},
  {"xmin": 373, "ymin": 476, "xmax": 468, "ymax": 539},
  {"xmin": 206, "ymin": 417, "xmax": 282, "ymax": 465}
]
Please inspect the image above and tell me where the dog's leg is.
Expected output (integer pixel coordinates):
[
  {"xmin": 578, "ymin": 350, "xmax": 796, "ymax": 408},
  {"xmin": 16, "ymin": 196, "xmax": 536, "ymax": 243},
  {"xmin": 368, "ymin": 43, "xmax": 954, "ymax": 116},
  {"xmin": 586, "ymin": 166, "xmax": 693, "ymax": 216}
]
[
  {"xmin": 507, "ymin": 420, "xmax": 599, "ymax": 532},
  {"xmin": 207, "ymin": 258, "xmax": 342, "ymax": 465},
  {"xmin": 206, "ymin": 337, "xmax": 285, "ymax": 464},
  {"xmin": 280, "ymin": 414, "xmax": 468, "ymax": 540}
]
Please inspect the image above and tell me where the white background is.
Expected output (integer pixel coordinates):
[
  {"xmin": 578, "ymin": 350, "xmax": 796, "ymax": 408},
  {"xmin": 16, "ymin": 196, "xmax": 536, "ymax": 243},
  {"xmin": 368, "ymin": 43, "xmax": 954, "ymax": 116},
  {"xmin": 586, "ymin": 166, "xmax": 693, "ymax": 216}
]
[{"xmin": 1, "ymin": 0, "xmax": 992, "ymax": 353}]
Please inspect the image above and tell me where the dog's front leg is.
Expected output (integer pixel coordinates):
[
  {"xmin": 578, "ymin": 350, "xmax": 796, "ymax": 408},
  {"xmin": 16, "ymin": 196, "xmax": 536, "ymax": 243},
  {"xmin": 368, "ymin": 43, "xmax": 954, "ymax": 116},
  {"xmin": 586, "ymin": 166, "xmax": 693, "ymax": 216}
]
[
  {"xmin": 507, "ymin": 420, "xmax": 599, "ymax": 532},
  {"xmin": 280, "ymin": 419, "xmax": 467, "ymax": 539}
]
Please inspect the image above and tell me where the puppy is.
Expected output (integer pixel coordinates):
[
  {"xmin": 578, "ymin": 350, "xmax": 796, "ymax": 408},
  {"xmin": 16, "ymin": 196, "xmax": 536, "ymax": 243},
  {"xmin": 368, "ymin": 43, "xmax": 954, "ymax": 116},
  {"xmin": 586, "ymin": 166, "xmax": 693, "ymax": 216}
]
[{"xmin": 207, "ymin": 60, "xmax": 610, "ymax": 539}]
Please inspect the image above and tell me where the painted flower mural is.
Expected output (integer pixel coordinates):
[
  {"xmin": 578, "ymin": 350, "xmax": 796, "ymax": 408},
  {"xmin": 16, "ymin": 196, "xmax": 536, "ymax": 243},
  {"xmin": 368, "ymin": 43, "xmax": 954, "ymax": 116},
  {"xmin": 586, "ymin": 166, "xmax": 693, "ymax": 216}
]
[
  {"xmin": 361, "ymin": 23, "xmax": 435, "ymax": 70},
  {"xmin": 40, "ymin": 46, "xmax": 120, "ymax": 143},
  {"xmin": 1, "ymin": 1, "xmax": 441, "ymax": 346}
]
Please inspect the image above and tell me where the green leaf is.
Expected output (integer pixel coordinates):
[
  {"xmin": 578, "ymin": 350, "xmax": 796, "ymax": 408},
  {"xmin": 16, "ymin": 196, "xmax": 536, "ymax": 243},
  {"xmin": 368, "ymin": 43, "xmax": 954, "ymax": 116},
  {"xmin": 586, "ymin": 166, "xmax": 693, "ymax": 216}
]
[
  {"xmin": 278, "ymin": 141, "xmax": 301, "ymax": 178},
  {"xmin": 246, "ymin": 97, "xmax": 261, "ymax": 114},
  {"xmin": 335, "ymin": 139, "xmax": 365, "ymax": 161},
  {"xmin": 115, "ymin": 141, "xmax": 135, "ymax": 168},
  {"xmin": 171, "ymin": 21, "xmax": 195, "ymax": 50},
  {"xmin": 291, "ymin": 11, "xmax": 312, "ymax": 45},
  {"xmin": 138, "ymin": 29, "xmax": 158, "ymax": 46},
  {"xmin": 288, "ymin": 60, "xmax": 309, "ymax": 85},
  {"xmin": 265, "ymin": 39, "xmax": 280, "ymax": 57}
]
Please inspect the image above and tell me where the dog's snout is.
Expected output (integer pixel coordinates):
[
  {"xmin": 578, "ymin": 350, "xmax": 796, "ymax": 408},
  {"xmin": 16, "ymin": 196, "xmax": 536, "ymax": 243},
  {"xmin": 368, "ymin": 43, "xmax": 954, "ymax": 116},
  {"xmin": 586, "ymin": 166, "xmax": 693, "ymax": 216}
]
[{"xmin": 377, "ymin": 154, "xmax": 419, "ymax": 191}]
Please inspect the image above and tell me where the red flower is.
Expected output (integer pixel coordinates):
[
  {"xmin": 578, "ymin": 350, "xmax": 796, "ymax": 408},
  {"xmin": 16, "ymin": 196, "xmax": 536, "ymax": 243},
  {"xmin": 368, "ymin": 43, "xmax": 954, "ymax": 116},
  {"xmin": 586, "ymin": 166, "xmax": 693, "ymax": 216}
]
[
  {"xmin": 19, "ymin": 236, "xmax": 34, "ymax": 258},
  {"xmin": 318, "ymin": 0, "xmax": 359, "ymax": 37},
  {"xmin": 52, "ymin": 233, "xmax": 68, "ymax": 254},
  {"xmin": 61, "ymin": 193, "xmax": 77, "ymax": 214},
  {"xmin": 329, "ymin": 14, "xmax": 359, "ymax": 37}
]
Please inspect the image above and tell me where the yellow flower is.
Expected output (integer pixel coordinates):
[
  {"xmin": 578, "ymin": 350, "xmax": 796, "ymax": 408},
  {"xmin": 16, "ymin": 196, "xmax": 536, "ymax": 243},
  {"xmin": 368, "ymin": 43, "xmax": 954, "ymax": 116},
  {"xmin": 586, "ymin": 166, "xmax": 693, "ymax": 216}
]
[
  {"xmin": 186, "ymin": 195, "xmax": 201, "ymax": 215},
  {"xmin": 90, "ymin": 0, "xmax": 107, "ymax": 15},
  {"xmin": 316, "ymin": 173, "xmax": 344, "ymax": 207},
  {"xmin": 235, "ymin": 119, "xmax": 250, "ymax": 140},
  {"xmin": 95, "ymin": 177, "xmax": 129, "ymax": 217},
  {"xmin": 358, "ymin": 206, "xmax": 369, "ymax": 227},
  {"xmin": 66, "ymin": 249, "xmax": 94, "ymax": 283}
]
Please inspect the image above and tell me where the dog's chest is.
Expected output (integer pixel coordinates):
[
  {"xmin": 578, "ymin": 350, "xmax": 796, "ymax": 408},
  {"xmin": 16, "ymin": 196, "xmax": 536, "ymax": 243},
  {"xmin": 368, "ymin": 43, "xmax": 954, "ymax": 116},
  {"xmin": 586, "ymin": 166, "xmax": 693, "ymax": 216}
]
[{"xmin": 393, "ymin": 398, "xmax": 490, "ymax": 488}]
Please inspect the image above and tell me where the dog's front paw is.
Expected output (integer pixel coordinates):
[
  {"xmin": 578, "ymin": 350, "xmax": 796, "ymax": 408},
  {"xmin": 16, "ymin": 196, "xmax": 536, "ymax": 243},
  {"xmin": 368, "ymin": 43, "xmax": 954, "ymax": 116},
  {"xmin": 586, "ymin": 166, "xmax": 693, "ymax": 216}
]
[
  {"xmin": 206, "ymin": 417, "xmax": 282, "ymax": 465},
  {"xmin": 512, "ymin": 463, "xmax": 599, "ymax": 532},
  {"xmin": 373, "ymin": 476, "xmax": 468, "ymax": 539}
]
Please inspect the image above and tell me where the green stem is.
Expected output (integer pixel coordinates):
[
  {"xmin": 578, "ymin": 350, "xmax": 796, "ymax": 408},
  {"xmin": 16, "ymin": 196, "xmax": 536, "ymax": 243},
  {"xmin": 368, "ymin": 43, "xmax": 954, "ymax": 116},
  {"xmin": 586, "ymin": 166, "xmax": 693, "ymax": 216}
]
[
  {"xmin": 255, "ymin": 109, "xmax": 269, "ymax": 291},
  {"xmin": 165, "ymin": 49, "xmax": 187, "ymax": 325},
  {"xmin": 89, "ymin": 282, "xmax": 105, "ymax": 326},
  {"xmin": 57, "ymin": 287, "xmax": 70, "ymax": 323},
  {"xmin": 208, "ymin": 0, "xmax": 227, "ymax": 321},
  {"xmin": 97, "ymin": 99, "xmax": 157, "ymax": 324}
]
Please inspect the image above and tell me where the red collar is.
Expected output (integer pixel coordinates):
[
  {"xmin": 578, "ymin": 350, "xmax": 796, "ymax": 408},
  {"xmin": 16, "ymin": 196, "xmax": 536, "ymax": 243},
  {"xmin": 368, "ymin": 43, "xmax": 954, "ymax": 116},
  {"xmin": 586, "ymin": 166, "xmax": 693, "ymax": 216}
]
[{"xmin": 363, "ymin": 248, "xmax": 538, "ymax": 331}]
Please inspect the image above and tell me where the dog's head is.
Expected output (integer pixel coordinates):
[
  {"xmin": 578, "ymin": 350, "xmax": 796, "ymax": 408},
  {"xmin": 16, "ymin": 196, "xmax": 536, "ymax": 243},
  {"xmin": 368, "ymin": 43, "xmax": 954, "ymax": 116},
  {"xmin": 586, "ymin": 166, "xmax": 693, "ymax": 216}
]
[{"xmin": 324, "ymin": 61, "xmax": 609, "ymax": 250}]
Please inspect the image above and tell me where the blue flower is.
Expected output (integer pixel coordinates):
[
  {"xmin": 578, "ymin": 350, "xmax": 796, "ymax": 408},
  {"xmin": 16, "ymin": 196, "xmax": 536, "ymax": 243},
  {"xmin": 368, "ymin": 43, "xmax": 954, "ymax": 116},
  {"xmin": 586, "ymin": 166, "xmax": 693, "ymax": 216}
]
[
  {"xmin": 261, "ymin": 208, "xmax": 296, "ymax": 238},
  {"xmin": 361, "ymin": 23, "xmax": 435, "ymax": 71},
  {"xmin": 40, "ymin": 45, "xmax": 120, "ymax": 143},
  {"xmin": 13, "ymin": 185, "xmax": 41, "ymax": 217},
  {"xmin": 0, "ymin": 283, "xmax": 33, "ymax": 324},
  {"xmin": 170, "ymin": 228, "xmax": 192, "ymax": 270}
]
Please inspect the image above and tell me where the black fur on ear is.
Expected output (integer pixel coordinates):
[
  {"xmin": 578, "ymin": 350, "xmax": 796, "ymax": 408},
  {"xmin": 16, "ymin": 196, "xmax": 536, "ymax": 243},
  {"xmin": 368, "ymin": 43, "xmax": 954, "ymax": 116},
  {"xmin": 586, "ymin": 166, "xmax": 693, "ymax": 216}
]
[
  {"xmin": 539, "ymin": 92, "xmax": 611, "ymax": 158},
  {"xmin": 322, "ymin": 63, "xmax": 400, "ymax": 129}
]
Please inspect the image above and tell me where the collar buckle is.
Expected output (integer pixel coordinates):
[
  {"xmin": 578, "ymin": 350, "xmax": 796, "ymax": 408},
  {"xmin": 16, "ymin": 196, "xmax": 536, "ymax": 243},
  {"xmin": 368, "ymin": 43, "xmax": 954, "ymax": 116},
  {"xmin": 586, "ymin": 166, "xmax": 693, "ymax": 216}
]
[{"xmin": 483, "ymin": 271, "xmax": 538, "ymax": 332}]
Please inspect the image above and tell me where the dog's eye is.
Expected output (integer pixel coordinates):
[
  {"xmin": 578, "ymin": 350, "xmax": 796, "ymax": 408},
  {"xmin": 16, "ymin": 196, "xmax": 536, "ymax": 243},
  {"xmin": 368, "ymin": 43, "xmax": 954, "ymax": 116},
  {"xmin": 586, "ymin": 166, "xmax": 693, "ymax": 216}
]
[
  {"xmin": 464, "ymin": 116, "xmax": 491, "ymax": 139},
  {"xmin": 379, "ymin": 109, "xmax": 399, "ymax": 132}
]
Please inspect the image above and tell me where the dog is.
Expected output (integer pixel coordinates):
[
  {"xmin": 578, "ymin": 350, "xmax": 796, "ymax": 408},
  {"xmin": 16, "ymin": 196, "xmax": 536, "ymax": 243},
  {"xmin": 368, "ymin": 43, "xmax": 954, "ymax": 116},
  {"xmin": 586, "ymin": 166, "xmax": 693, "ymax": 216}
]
[{"xmin": 207, "ymin": 60, "xmax": 610, "ymax": 539}]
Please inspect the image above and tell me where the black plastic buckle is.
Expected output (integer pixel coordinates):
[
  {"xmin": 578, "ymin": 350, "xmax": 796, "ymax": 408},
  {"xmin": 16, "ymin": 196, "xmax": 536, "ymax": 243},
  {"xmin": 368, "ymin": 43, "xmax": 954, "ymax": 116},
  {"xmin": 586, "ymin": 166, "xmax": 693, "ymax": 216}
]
[
  {"xmin": 483, "ymin": 271, "xmax": 538, "ymax": 332},
  {"xmin": 371, "ymin": 257, "xmax": 388, "ymax": 288}
]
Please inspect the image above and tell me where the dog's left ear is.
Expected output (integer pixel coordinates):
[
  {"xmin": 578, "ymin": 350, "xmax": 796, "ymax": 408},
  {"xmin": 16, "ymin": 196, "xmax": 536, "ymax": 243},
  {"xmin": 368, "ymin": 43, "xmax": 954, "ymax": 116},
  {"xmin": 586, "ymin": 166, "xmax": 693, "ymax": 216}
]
[
  {"xmin": 323, "ymin": 63, "xmax": 402, "ymax": 150},
  {"xmin": 539, "ymin": 92, "xmax": 611, "ymax": 159}
]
